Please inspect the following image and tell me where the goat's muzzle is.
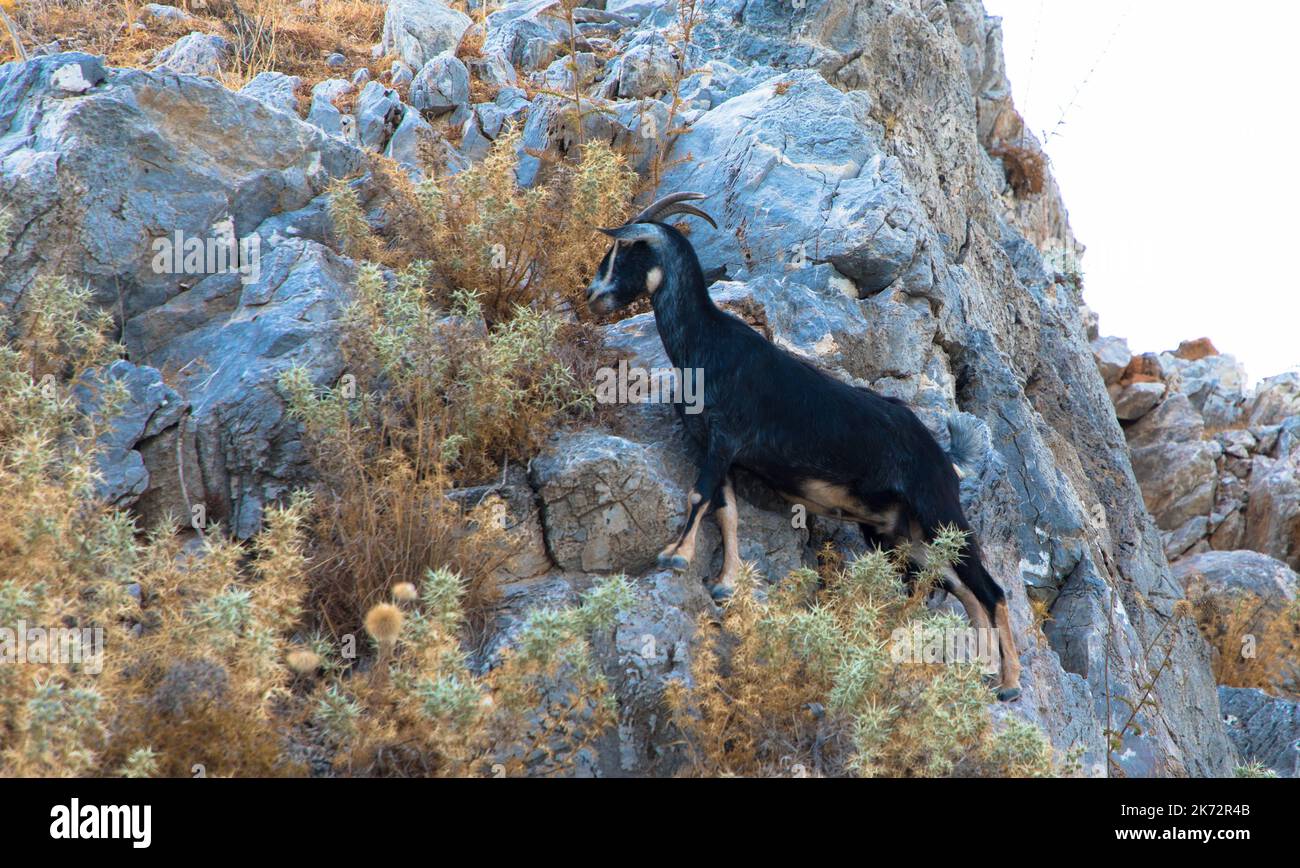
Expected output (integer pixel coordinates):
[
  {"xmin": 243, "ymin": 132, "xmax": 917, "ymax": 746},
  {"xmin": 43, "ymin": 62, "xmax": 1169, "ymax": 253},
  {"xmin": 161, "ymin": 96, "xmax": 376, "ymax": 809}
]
[{"xmin": 587, "ymin": 282, "xmax": 616, "ymax": 315}]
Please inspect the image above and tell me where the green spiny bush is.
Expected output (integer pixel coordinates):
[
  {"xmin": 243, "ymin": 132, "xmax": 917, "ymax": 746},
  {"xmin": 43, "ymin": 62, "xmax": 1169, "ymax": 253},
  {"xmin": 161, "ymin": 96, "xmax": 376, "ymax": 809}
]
[
  {"xmin": 1233, "ymin": 761, "xmax": 1278, "ymax": 779},
  {"xmin": 667, "ymin": 531, "xmax": 1055, "ymax": 778},
  {"xmin": 320, "ymin": 570, "xmax": 634, "ymax": 776}
]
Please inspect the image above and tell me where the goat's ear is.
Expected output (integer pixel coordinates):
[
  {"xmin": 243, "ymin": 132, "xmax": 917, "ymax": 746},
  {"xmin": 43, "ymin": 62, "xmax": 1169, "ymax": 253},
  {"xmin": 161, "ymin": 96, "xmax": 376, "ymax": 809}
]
[{"xmin": 598, "ymin": 223, "xmax": 662, "ymax": 245}]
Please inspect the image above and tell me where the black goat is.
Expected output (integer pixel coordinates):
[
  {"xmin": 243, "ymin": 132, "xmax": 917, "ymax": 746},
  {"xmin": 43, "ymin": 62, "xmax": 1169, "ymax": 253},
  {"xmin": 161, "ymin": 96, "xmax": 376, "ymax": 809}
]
[{"xmin": 586, "ymin": 193, "xmax": 1022, "ymax": 702}]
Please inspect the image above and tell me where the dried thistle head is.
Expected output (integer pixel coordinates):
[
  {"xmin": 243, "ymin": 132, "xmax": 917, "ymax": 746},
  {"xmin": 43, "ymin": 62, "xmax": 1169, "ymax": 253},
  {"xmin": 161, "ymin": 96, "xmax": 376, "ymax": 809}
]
[
  {"xmin": 365, "ymin": 603, "xmax": 404, "ymax": 646},
  {"xmin": 286, "ymin": 648, "xmax": 322, "ymax": 675},
  {"xmin": 392, "ymin": 582, "xmax": 418, "ymax": 603}
]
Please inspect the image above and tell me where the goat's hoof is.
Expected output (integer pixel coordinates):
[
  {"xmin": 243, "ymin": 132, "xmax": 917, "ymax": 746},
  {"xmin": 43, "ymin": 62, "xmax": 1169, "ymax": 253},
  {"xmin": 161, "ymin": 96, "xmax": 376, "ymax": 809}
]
[
  {"xmin": 657, "ymin": 553, "xmax": 690, "ymax": 572},
  {"xmin": 709, "ymin": 584, "xmax": 734, "ymax": 603},
  {"xmin": 995, "ymin": 686, "xmax": 1022, "ymax": 703}
]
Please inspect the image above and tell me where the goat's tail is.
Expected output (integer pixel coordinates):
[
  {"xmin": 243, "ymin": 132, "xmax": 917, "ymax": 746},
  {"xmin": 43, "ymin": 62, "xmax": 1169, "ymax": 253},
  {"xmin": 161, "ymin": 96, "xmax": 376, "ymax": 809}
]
[{"xmin": 945, "ymin": 413, "xmax": 987, "ymax": 479}]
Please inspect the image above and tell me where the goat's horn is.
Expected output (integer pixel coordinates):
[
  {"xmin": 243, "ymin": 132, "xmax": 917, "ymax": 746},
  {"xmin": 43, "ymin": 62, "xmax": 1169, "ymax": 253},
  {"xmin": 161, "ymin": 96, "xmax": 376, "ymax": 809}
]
[
  {"xmin": 656, "ymin": 203, "xmax": 718, "ymax": 229},
  {"xmin": 632, "ymin": 191, "xmax": 716, "ymax": 228}
]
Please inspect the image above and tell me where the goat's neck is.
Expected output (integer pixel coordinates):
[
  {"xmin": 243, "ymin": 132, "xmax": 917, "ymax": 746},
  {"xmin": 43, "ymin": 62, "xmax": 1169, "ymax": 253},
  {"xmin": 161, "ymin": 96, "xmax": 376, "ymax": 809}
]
[{"xmin": 649, "ymin": 258, "xmax": 714, "ymax": 370}]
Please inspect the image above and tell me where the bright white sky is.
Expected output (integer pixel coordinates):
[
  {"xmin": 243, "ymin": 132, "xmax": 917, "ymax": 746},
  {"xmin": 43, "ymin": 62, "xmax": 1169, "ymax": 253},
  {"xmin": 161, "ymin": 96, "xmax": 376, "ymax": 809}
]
[{"xmin": 983, "ymin": 0, "xmax": 1300, "ymax": 383}]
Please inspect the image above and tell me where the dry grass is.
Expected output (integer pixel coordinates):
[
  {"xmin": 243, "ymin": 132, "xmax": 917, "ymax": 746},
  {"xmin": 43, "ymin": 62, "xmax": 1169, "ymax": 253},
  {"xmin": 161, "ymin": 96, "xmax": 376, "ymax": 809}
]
[
  {"xmin": 4, "ymin": 0, "xmax": 387, "ymax": 94},
  {"xmin": 284, "ymin": 132, "xmax": 635, "ymax": 638},
  {"xmin": 421, "ymin": 126, "xmax": 638, "ymax": 323},
  {"xmin": 989, "ymin": 141, "xmax": 1046, "ymax": 198},
  {"xmin": 278, "ymin": 257, "xmax": 594, "ymax": 637},
  {"xmin": 1185, "ymin": 579, "xmax": 1300, "ymax": 697},
  {"xmin": 330, "ymin": 129, "xmax": 637, "ymax": 323}
]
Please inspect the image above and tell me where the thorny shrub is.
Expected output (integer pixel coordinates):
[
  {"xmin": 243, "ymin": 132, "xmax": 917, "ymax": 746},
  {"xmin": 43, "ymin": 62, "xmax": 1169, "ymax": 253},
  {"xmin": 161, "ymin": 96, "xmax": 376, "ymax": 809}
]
[{"xmin": 667, "ymin": 530, "xmax": 1056, "ymax": 778}]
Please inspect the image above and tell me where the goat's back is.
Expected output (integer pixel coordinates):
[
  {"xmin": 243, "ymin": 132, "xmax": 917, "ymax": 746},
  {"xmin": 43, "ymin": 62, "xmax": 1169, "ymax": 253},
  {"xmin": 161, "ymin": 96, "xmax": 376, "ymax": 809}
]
[{"xmin": 686, "ymin": 306, "xmax": 953, "ymax": 493}]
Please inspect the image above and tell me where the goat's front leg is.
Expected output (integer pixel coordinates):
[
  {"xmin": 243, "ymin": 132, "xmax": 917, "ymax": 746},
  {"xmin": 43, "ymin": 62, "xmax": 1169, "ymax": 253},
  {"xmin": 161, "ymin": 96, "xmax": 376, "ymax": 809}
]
[{"xmin": 657, "ymin": 440, "xmax": 733, "ymax": 577}]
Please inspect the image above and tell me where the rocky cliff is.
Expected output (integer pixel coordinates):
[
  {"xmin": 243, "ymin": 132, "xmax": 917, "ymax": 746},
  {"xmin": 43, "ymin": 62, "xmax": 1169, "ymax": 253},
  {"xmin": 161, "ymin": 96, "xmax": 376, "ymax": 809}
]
[
  {"xmin": 1088, "ymin": 329, "xmax": 1300, "ymax": 776},
  {"xmin": 2, "ymin": 0, "xmax": 1274, "ymax": 776}
]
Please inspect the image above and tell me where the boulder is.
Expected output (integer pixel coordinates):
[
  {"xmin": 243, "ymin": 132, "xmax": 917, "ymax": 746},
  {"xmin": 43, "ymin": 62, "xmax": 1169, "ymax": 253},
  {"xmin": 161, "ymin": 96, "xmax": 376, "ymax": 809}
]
[
  {"xmin": 1119, "ymin": 352, "xmax": 1164, "ymax": 386},
  {"xmin": 240, "ymin": 71, "xmax": 302, "ymax": 116},
  {"xmin": 473, "ymin": 87, "xmax": 530, "ymax": 141},
  {"xmin": 1173, "ymin": 550, "xmax": 1299, "ymax": 613},
  {"xmin": 539, "ymin": 52, "xmax": 601, "ymax": 94},
  {"xmin": 1209, "ymin": 507, "xmax": 1246, "ymax": 551},
  {"xmin": 73, "ymin": 360, "xmax": 187, "ymax": 508},
  {"xmin": 483, "ymin": 0, "xmax": 571, "ymax": 69},
  {"xmin": 447, "ymin": 466, "xmax": 553, "ymax": 585},
  {"xmin": 1216, "ymin": 429, "xmax": 1256, "ymax": 460},
  {"xmin": 390, "ymin": 60, "xmax": 415, "ymax": 89},
  {"xmin": 153, "ymin": 32, "xmax": 232, "ymax": 77},
  {"xmin": 514, "ymin": 94, "xmax": 669, "ymax": 185},
  {"xmin": 1174, "ymin": 337, "xmax": 1219, "ymax": 361},
  {"xmin": 531, "ymin": 432, "xmax": 683, "ymax": 575},
  {"xmin": 1160, "ymin": 351, "xmax": 1248, "ymax": 428},
  {"xmin": 355, "ymin": 80, "xmax": 404, "ymax": 151},
  {"xmin": 599, "ymin": 34, "xmax": 676, "ymax": 99},
  {"xmin": 1249, "ymin": 372, "xmax": 1300, "ymax": 427},
  {"xmin": 1164, "ymin": 516, "xmax": 1209, "ymax": 561},
  {"xmin": 594, "ymin": 568, "xmax": 713, "ymax": 775},
  {"xmin": 465, "ymin": 51, "xmax": 519, "ymax": 90},
  {"xmin": 659, "ymin": 70, "xmax": 923, "ymax": 296},
  {"xmin": 124, "ymin": 239, "xmax": 355, "ymax": 538},
  {"xmin": 1112, "ymin": 381, "xmax": 1165, "ymax": 421},
  {"xmin": 45, "ymin": 55, "xmax": 106, "ymax": 93},
  {"xmin": 0, "ymin": 54, "xmax": 362, "ymax": 538},
  {"xmin": 384, "ymin": 103, "xmax": 439, "ymax": 173},
  {"xmin": 381, "ymin": 0, "xmax": 473, "ymax": 70},
  {"xmin": 410, "ymin": 52, "xmax": 470, "ymax": 117},
  {"xmin": 1219, "ymin": 687, "xmax": 1300, "ymax": 777},
  {"xmin": 306, "ymin": 78, "xmax": 353, "ymax": 137},
  {"xmin": 1091, "ymin": 335, "xmax": 1130, "ymax": 386},
  {"xmin": 0, "ymin": 53, "xmax": 363, "ymax": 318},
  {"xmin": 1126, "ymin": 396, "xmax": 1218, "ymax": 531},
  {"xmin": 475, "ymin": 569, "xmax": 714, "ymax": 777},
  {"xmin": 529, "ymin": 427, "xmax": 743, "ymax": 583},
  {"xmin": 140, "ymin": 4, "xmax": 192, "ymax": 24},
  {"xmin": 707, "ymin": 278, "xmax": 934, "ymax": 383},
  {"xmin": 1245, "ymin": 456, "xmax": 1300, "ymax": 569},
  {"xmin": 1277, "ymin": 417, "xmax": 1300, "ymax": 461}
]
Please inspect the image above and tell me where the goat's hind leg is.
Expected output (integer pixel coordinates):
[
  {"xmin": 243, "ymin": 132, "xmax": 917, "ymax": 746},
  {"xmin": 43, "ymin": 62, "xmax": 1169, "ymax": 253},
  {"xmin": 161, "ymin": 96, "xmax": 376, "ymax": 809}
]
[
  {"xmin": 953, "ymin": 553, "xmax": 1022, "ymax": 702},
  {"xmin": 708, "ymin": 476, "xmax": 742, "ymax": 601},
  {"xmin": 906, "ymin": 506, "xmax": 1022, "ymax": 702},
  {"xmin": 991, "ymin": 596, "xmax": 1022, "ymax": 702}
]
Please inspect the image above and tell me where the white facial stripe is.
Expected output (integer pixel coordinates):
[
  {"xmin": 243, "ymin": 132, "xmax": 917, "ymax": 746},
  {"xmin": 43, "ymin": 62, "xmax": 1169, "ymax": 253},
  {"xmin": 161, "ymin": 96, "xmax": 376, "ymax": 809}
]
[
  {"xmin": 646, "ymin": 266, "xmax": 663, "ymax": 294},
  {"xmin": 587, "ymin": 242, "xmax": 620, "ymax": 301},
  {"xmin": 603, "ymin": 240, "xmax": 620, "ymax": 283}
]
